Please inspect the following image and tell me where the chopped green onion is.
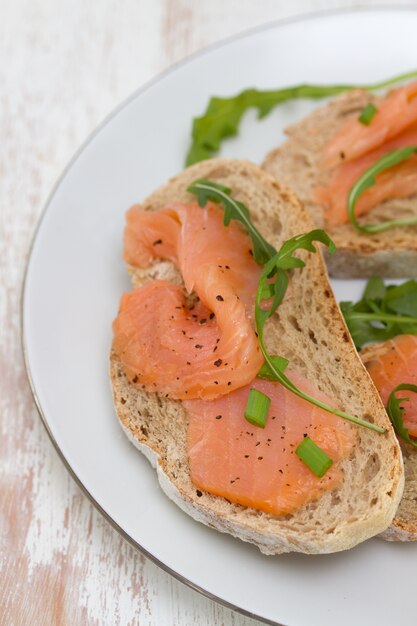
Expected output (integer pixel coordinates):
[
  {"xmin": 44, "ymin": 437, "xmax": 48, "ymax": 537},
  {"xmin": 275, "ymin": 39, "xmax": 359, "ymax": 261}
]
[
  {"xmin": 244, "ymin": 388, "xmax": 271, "ymax": 428},
  {"xmin": 295, "ymin": 437, "xmax": 333, "ymax": 477},
  {"xmin": 358, "ymin": 103, "xmax": 377, "ymax": 125},
  {"xmin": 257, "ymin": 356, "xmax": 289, "ymax": 381}
]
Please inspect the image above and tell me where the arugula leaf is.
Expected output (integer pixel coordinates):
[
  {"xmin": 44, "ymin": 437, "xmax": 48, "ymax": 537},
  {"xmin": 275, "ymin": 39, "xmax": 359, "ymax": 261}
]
[
  {"xmin": 385, "ymin": 281, "xmax": 417, "ymax": 316},
  {"xmin": 341, "ymin": 278, "xmax": 417, "ymax": 350},
  {"xmin": 363, "ymin": 276, "xmax": 386, "ymax": 302},
  {"xmin": 348, "ymin": 146, "xmax": 417, "ymax": 233},
  {"xmin": 254, "ymin": 232, "xmax": 385, "ymax": 433},
  {"xmin": 386, "ymin": 383, "xmax": 417, "ymax": 449},
  {"xmin": 339, "ymin": 301, "xmax": 393, "ymax": 348},
  {"xmin": 187, "ymin": 178, "xmax": 276, "ymax": 264},
  {"xmin": 186, "ymin": 69, "xmax": 417, "ymax": 166}
]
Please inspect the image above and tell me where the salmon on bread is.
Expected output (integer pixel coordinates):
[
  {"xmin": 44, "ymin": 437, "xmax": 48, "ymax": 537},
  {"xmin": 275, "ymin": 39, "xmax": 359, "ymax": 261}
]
[
  {"xmin": 110, "ymin": 159, "xmax": 403, "ymax": 555},
  {"xmin": 362, "ymin": 335, "xmax": 417, "ymax": 541},
  {"xmin": 262, "ymin": 84, "xmax": 417, "ymax": 277}
]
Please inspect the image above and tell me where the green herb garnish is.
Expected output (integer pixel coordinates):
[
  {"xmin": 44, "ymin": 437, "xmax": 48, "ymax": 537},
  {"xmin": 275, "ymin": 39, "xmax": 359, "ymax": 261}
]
[
  {"xmin": 340, "ymin": 277, "xmax": 417, "ymax": 350},
  {"xmin": 386, "ymin": 383, "xmax": 417, "ymax": 448},
  {"xmin": 358, "ymin": 103, "xmax": 378, "ymax": 125},
  {"xmin": 254, "ymin": 233, "xmax": 385, "ymax": 433},
  {"xmin": 295, "ymin": 436, "xmax": 333, "ymax": 477},
  {"xmin": 188, "ymin": 179, "xmax": 386, "ymax": 433},
  {"xmin": 187, "ymin": 179, "xmax": 276, "ymax": 264},
  {"xmin": 186, "ymin": 69, "xmax": 417, "ymax": 165},
  {"xmin": 347, "ymin": 146, "xmax": 417, "ymax": 233},
  {"xmin": 244, "ymin": 388, "xmax": 270, "ymax": 427},
  {"xmin": 257, "ymin": 356, "xmax": 289, "ymax": 381}
]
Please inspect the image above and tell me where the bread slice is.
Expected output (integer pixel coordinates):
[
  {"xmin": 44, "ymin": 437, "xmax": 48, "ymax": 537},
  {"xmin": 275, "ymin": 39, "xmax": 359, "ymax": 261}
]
[
  {"xmin": 262, "ymin": 89, "xmax": 417, "ymax": 278},
  {"xmin": 110, "ymin": 158, "xmax": 403, "ymax": 555},
  {"xmin": 360, "ymin": 340, "xmax": 417, "ymax": 541}
]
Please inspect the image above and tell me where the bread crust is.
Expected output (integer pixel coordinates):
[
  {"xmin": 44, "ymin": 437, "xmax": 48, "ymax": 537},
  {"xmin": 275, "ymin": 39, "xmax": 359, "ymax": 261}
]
[
  {"xmin": 262, "ymin": 89, "xmax": 417, "ymax": 278},
  {"xmin": 110, "ymin": 158, "xmax": 404, "ymax": 554},
  {"xmin": 361, "ymin": 341, "xmax": 417, "ymax": 541}
]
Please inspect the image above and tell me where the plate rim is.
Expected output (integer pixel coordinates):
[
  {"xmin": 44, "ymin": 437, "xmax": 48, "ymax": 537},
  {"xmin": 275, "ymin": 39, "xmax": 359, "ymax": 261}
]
[{"xmin": 21, "ymin": 5, "xmax": 417, "ymax": 625}]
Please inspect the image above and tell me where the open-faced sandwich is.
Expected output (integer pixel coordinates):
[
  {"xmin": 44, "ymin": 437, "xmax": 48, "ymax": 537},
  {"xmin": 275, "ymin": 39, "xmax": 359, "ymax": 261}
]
[
  {"xmin": 110, "ymin": 159, "xmax": 403, "ymax": 555},
  {"xmin": 262, "ymin": 81, "xmax": 417, "ymax": 277},
  {"xmin": 363, "ymin": 335, "xmax": 417, "ymax": 540},
  {"xmin": 341, "ymin": 277, "xmax": 417, "ymax": 541}
]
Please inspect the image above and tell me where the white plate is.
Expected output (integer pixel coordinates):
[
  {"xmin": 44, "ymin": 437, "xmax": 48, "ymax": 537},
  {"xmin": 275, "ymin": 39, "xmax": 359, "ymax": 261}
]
[{"xmin": 23, "ymin": 8, "xmax": 417, "ymax": 626}]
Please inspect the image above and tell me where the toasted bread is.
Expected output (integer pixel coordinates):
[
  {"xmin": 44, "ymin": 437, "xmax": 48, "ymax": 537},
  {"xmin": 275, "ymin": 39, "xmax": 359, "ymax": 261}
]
[{"xmin": 110, "ymin": 159, "xmax": 403, "ymax": 554}]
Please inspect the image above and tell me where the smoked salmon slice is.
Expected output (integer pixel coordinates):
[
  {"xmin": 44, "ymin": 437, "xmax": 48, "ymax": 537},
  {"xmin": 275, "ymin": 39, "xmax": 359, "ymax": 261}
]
[
  {"xmin": 316, "ymin": 126, "xmax": 417, "ymax": 226},
  {"xmin": 185, "ymin": 376, "xmax": 354, "ymax": 515},
  {"xmin": 124, "ymin": 202, "xmax": 261, "ymax": 309},
  {"xmin": 113, "ymin": 202, "xmax": 263, "ymax": 399},
  {"xmin": 317, "ymin": 82, "xmax": 417, "ymax": 225},
  {"xmin": 365, "ymin": 335, "xmax": 417, "ymax": 437},
  {"xmin": 124, "ymin": 206, "xmax": 181, "ymax": 268},
  {"xmin": 324, "ymin": 81, "xmax": 417, "ymax": 167}
]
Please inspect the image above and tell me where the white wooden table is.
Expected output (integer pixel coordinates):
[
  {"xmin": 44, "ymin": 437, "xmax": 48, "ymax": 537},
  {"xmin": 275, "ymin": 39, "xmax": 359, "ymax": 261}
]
[{"xmin": 2, "ymin": 1, "xmax": 416, "ymax": 624}]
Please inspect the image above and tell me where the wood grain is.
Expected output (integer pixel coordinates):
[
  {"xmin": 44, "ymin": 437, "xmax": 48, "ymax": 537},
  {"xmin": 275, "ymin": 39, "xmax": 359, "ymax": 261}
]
[{"xmin": 1, "ymin": 0, "xmax": 416, "ymax": 624}]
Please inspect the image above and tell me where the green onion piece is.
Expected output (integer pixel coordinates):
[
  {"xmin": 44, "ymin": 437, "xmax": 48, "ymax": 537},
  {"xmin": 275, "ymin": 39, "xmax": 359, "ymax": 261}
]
[
  {"xmin": 347, "ymin": 146, "xmax": 417, "ymax": 233},
  {"xmin": 244, "ymin": 388, "xmax": 271, "ymax": 428},
  {"xmin": 257, "ymin": 356, "xmax": 289, "ymax": 381},
  {"xmin": 358, "ymin": 103, "xmax": 377, "ymax": 125},
  {"xmin": 295, "ymin": 437, "xmax": 333, "ymax": 477}
]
